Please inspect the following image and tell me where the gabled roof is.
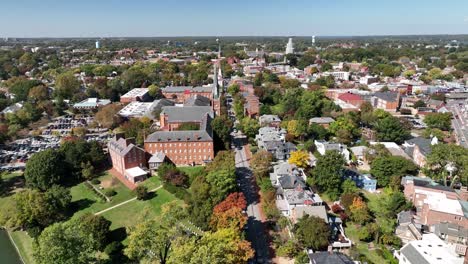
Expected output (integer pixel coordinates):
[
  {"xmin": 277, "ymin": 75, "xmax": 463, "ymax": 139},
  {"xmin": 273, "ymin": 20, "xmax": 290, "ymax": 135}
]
[
  {"xmin": 405, "ymin": 137, "xmax": 433, "ymax": 156},
  {"xmin": 373, "ymin": 91, "xmax": 399, "ymax": 102},
  {"xmin": 307, "ymin": 252, "xmax": 354, "ymax": 264},
  {"xmin": 184, "ymin": 95, "xmax": 211, "ymax": 107}
]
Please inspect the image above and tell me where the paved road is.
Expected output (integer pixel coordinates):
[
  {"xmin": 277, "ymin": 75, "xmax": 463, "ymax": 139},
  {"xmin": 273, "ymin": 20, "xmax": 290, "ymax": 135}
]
[
  {"xmin": 447, "ymin": 103, "xmax": 468, "ymax": 148},
  {"xmin": 233, "ymin": 135, "xmax": 271, "ymax": 264}
]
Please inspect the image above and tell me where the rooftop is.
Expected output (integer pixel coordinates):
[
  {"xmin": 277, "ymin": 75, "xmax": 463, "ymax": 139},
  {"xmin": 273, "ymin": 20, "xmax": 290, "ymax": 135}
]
[
  {"xmin": 121, "ymin": 88, "xmax": 149, "ymax": 98},
  {"xmin": 161, "ymin": 106, "xmax": 213, "ymax": 123},
  {"xmin": 125, "ymin": 167, "xmax": 147, "ymax": 179},
  {"xmin": 162, "ymin": 86, "xmax": 213, "ymax": 93},
  {"xmin": 309, "ymin": 117, "xmax": 335, "ymax": 124},
  {"xmin": 400, "ymin": 233, "xmax": 463, "ymax": 264}
]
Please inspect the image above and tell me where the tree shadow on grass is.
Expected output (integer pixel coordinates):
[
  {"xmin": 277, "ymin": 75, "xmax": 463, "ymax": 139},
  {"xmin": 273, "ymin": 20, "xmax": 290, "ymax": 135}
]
[
  {"xmin": 0, "ymin": 174, "xmax": 26, "ymax": 197},
  {"xmin": 69, "ymin": 198, "xmax": 95, "ymax": 214},
  {"xmin": 108, "ymin": 227, "xmax": 127, "ymax": 242}
]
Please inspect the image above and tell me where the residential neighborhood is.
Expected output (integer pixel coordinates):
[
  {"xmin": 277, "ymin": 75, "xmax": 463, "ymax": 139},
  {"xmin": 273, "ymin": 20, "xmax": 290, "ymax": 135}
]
[{"xmin": 0, "ymin": 2, "xmax": 468, "ymax": 264}]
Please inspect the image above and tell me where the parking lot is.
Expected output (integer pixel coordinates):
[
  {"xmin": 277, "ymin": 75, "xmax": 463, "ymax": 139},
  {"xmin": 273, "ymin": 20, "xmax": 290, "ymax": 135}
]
[{"xmin": 0, "ymin": 114, "xmax": 112, "ymax": 172}]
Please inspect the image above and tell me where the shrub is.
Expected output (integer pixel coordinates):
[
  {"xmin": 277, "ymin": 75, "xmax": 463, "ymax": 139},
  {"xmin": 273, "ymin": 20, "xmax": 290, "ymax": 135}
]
[
  {"xmin": 104, "ymin": 189, "xmax": 117, "ymax": 197},
  {"xmin": 91, "ymin": 179, "xmax": 100, "ymax": 185},
  {"xmin": 331, "ymin": 203, "xmax": 343, "ymax": 213},
  {"xmin": 163, "ymin": 182, "xmax": 189, "ymax": 201},
  {"xmin": 135, "ymin": 185, "xmax": 148, "ymax": 200}
]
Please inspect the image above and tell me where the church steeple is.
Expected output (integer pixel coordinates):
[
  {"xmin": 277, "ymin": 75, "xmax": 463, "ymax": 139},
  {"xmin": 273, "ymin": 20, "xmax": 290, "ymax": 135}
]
[{"xmin": 213, "ymin": 63, "xmax": 219, "ymax": 99}]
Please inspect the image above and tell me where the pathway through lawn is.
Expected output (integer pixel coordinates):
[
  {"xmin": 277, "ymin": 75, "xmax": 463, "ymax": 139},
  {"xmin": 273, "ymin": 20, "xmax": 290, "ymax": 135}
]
[{"xmin": 95, "ymin": 185, "xmax": 163, "ymax": 215}]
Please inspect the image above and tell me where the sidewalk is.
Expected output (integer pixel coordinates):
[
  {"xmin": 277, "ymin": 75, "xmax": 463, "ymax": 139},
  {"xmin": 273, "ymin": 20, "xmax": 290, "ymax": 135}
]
[{"xmin": 95, "ymin": 185, "xmax": 162, "ymax": 215}]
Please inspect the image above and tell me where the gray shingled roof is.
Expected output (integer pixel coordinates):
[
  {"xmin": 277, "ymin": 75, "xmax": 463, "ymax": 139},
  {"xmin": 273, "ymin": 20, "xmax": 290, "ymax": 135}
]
[
  {"xmin": 307, "ymin": 252, "xmax": 355, "ymax": 264},
  {"xmin": 184, "ymin": 95, "xmax": 211, "ymax": 107},
  {"xmin": 400, "ymin": 244, "xmax": 431, "ymax": 264},
  {"xmin": 373, "ymin": 91, "xmax": 399, "ymax": 102},
  {"xmin": 405, "ymin": 137, "xmax": 432, "ymax": 156},
  {"xmin": 278, "ymin": 175, "xmax": 306, "ymax": 189},
  {"xmin": 161, "ymin": 106, "xmax": 213, "ymax": 123},
  {"xmin": 145, "ymin": 130, "xmax": 212, "ymax": 142}
]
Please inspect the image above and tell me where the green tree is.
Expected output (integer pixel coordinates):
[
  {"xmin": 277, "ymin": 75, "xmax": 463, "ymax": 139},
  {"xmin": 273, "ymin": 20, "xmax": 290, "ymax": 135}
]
[
  {"xmin": 76, "ymin": 213, "xmax": 111, "ymax": 250},
  {"xmin": 187, "ymin": 228, "xmax": 254, "ymax": 264},
  {"xmin": 54, "ymin": 72, "xmax": 81, "ymax": 99},
  {"xmin": 135, "ymin": 185, "xmax": 149, "ymax": 200},
  {"xmin": 311, "ymin": 150, "xmax": 345, "ymax": 199},
  {"xmin": 34, "ymin": 220, "xmax": 101, "ymax": 264},
  {"xmin": 148, "ymin": 84, "xmax": 161, "ymax": 98},
  {"xmin": 425, "ymin": 144, "xmax": 468, "ymax": 186},
  {"xmin": 370, "ymin": 155, "xmax": 418, "ymax": 188},
  {"xmin": 374, "ymin": 116, "xmax": 410, "ymax": 144},
  {"xmin": 413, "ymin": 100, "xmax": 426, "ymax": 108},
  {"xmin": 238, "ymin": 117, "xmax": 259, "ymax": 139},
  {"xmin": 423, "ymin": 113, "xmax": 452, "ymax": 131},
  {"xmin": 211, "ymin": 115, "xmax": 233, "ymax": 149},
  {"xmin": 125, "ymin": 218, "xmax": 176, "ymax": 264},
  {"xmin": 294, "ymin": 215, "xmax": 330, "ymax": 250},
  {"xmin": 24, "ymin": 149, "xmax": 67, "ymax": 191}
]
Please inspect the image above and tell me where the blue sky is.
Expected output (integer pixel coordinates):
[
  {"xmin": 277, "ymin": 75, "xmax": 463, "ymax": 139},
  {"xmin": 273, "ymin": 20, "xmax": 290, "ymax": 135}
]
[{"xmin": 1, "ymin": 0, "xmax": 467, "ymax": 37}]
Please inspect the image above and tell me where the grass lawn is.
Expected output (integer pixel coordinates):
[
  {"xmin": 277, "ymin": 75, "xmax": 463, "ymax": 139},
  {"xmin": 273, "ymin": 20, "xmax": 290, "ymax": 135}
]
[
  {"xmin": 179, "ymin": 166, "xmax": 204, "ymax": 181},
  {"xmin": 346, "ymin": 224, "xmax": 392, "ymax": 264},
  {"xmin": 10, "ymin": 230, "xmax": 35, "ymax": 264},
  {"xmin": 100, "ymin": 188, "xmax": 180, "ymax": 230},
  {"xmin": 70, "ymin": 172, "xmax": 143, "ymax": 217},
  {"xmin": 1, "ymin": 171, "xmax": 176, "ymax": 263}
]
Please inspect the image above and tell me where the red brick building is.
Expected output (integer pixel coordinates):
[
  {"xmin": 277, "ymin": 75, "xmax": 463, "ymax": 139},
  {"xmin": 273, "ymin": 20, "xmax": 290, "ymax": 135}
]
[
  {"xmin": 338, "ymin": 92, "xmax": 364, "ymax": 108},
  {"xmin": 108, "ymin": 135, "xmax": 147, "ymax": 184},
  {"xmin": 402, "ymin": 176, "xmax": 468, "ymax": 230},
  {"xmin": 145, "ymin": 107, "xmax": 215, "ymax": 166},
  {"xmin": 371, "ymin": 91, "xmax": 400, "ymax": 112},
  {"xmin": 161, "ymin": 86, "xmax": 213, "ymax": 104}
]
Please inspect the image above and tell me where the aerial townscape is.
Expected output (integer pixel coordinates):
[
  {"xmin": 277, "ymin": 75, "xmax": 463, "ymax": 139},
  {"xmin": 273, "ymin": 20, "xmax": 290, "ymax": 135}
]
[{"xmin": 0, "ymin": 1, "xmax": 468, "ymax": 264}]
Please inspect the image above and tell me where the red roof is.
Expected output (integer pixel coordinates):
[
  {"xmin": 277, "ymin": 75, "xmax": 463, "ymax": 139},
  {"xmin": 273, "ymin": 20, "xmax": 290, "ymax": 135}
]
[{"xmin": 338, "ymin": 93, "xmax": 363, "ymax": 102}]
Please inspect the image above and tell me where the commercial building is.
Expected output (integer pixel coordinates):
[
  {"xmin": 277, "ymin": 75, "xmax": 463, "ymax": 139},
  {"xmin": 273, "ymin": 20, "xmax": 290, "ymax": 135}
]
[
  {"xmin": 396, "ymin": 233, "xmax": 465, "ymax": 264},
  {"xmin": 117, "ymin": 99, "xmax": 174, "ymax": 119},
  {"xmin": 73, "ymin": 98, "xmax": 111, "ymax": 109},
  {"xmin": 120, "ymin": 88, "xmax": 150, "ymax": 103}
]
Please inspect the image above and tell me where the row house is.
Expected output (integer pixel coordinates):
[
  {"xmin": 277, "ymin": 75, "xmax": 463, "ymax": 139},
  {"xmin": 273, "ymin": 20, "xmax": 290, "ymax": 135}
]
[
  {"xmin": 256, "ymin": 127, "xmax": 296, "ymax": 160},
  {"xmin": 259, "ymin": 114, "xmax": 281, "ymax": 128},
  {"xmin": 314, "ymin": 140, "xmax": 350, "ymax": 163}
]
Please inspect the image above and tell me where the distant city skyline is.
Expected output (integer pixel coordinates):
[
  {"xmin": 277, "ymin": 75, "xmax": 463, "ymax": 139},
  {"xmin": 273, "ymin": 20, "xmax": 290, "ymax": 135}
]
[{"xmin": 1, "ymin": 0, "xmax": 468, "ymax": 38}]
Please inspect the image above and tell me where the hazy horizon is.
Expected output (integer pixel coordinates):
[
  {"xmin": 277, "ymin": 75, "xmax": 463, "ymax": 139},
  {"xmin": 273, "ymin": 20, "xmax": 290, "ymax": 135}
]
[{"xmin": 1, "ymin": 0, "xmax": 467, "ymax": 38}]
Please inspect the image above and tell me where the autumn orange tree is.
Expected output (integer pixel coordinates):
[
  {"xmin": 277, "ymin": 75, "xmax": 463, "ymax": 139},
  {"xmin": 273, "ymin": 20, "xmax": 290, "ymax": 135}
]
[
  {"xmin": 349, "ymin": 196, "xmax": 371, "ymax": 225},
  {"xmin": 210, "ymin": 192, "xmax": 247, "ymax": 231}
]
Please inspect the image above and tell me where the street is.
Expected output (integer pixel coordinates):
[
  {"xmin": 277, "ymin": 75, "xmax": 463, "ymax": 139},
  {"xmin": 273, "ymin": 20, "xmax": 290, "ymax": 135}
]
[
  {"xmin": 233, "ymin": 135, "xmax": 271, "ymax": 264},
  {"xmin": 447, "ymin": 103, "xmax": 468, "ymax": 148}
]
